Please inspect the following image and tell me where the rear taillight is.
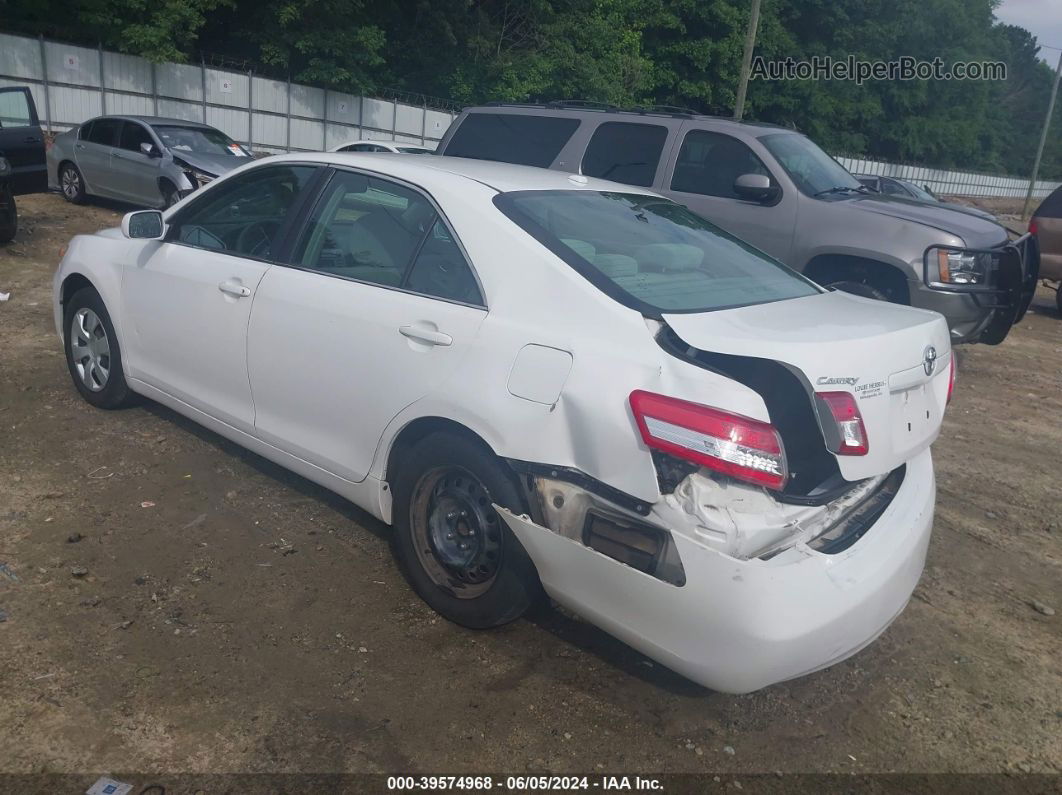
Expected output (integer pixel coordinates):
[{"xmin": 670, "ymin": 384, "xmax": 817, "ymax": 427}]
[
  {"xmin": 947, "ymin": 355, "xmax": 956, "ymax": 405},
  {"xmin": 817, "ymin": 391, "xmax": 869, "ymax": 456},
  {"xmin": 629, "ymin": 390, "xmax": 787, "ymax": 490},
  {"xmin": 1029, "ymin": 219, "xmax": 1038, "ymax": 236}
]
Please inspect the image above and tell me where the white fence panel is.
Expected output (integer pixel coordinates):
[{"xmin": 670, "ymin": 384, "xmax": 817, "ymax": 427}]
[
  {"xmin": 395, "ymin": 103, "xmax": 423, "ymax": 137},
  {"xmin": 104, "ymin": 91, "xmax": 154, "ymax": 116},
  {"xmin": 252, "ymin": 76, "xmax": 287, "ymax": 113},
  {"xmin": 327, "ymin": 91, "xmax": 359, "ymax": 126},
  {"xmin": 361, "ymin": 97, "xmax": 393, "ymax": 132},
  {"xmin": 49, "ymin": 85, "xmax": 101, "ymax": 125},
  {"xmin": 156, "ymin": 99, "xmax": 203, "ymax": 122},
  {"xmin": 289, "ymin": 83, "xmax": 324, "ymax": 119},
  {"xmin": 252, "ymin": 112, "xmax": 287, "ymax": 147},
  {"xmin": 0, "ymin": 33, "xmax": 41, "ymax": 78},
  {"xmin": 102, "ymin": 50, "xmax": 151, "ymax": 94},
  {"xmin": 205, "ymin": 106, "xmax": 249, "ymax": 142},
  {"xmin": 205, "ymin": 68, "xmax": 248, "ymax": 108},
  {"xmin": 44, "ymin": 41, "xmax": 99, "ymax": 87},
  {"xmin": 290, "ymin": 117, "xmax": 324, "ymax": 150},
  {"xmin": 156, "ymin": 62, "xmax": 202, "ymax": 102}
]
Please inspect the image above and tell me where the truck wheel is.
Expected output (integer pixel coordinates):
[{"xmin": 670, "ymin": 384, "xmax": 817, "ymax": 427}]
[
  {"xmin": 391, "ymin": 432, "xmax": 543, "ymax": 629},
  {"xmin": 0, "ymin": 184, "xmax": 16, "ymax": 243},
  {"xmin": 60, "ymin": 163, "xmax": 87, "ymax": 204},
  {"xmin": 160, "ymin": 180, "xmax": 180, "ymax": 209},
  {"xmin": 63, "ymin": 287, "xmax": 135, "ymax": 409},
  {"xmin": 828, "ymin": 280, "xmax": 889, "ymax": 301}
]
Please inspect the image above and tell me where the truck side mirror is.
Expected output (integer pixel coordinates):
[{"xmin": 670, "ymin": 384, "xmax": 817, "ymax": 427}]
[
  {"xmin": 140, "ymin": 142, "xmax": 160, "ymax": 158},
  {"xmin": 734, "ymin": 173, "xmax": 779, "ymax": 203}
]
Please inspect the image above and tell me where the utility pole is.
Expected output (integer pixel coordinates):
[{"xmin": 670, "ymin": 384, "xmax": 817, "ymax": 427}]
[
  {"xmin": 1023, "ymin": 49, "xmax": 1062, "ymax": 220},
  {"xmin": 733, "ymin": 0, "xmax": 762, "ymax": 121}
]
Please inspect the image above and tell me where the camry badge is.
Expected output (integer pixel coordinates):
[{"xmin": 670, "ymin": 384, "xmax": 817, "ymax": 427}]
[{"xmin": 923, "ymin": 345, "xmax": 937, "ymax": 376}]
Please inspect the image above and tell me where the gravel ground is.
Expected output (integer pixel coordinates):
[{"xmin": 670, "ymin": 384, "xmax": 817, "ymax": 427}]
[{"xmin": 0, "ymin": 194, "xmax": 1059, "ymax": 784}]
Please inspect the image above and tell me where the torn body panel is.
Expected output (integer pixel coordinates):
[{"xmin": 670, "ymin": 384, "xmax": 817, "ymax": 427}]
[{"xmin": 499, "ymin": 448, "xmax": 935, "ymax": 694}]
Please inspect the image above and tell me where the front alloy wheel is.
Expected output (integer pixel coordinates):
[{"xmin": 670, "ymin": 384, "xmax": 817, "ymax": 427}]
[{"xmin": 70, "ymin": 307, "xmax": 111, "ymax": 391}]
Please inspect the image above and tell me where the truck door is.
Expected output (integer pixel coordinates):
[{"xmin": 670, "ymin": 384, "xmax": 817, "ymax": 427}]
[{"xmin": 0, "ymin": 87, "xmax": 47, "ymax": 195}]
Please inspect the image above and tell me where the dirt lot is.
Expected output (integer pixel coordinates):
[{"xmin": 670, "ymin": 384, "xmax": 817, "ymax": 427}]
[{"xmin": 0, "ymin": 194, "xmax": 1060, "ymax": 783}]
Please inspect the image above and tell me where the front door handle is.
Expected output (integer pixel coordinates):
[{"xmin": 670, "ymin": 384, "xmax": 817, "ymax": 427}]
[
  {"xmin": 218, "ymin": 280, "xmax": 251, "ymax": 298},
  {"xmin": 399, "ymin": 325, "xmax": 452, "ymax": 347}
]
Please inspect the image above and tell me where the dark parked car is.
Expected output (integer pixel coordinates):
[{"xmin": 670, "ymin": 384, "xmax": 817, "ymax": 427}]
[{"xmin": 0, "ymin": 86, "xmax": 48, "ymax": 242}]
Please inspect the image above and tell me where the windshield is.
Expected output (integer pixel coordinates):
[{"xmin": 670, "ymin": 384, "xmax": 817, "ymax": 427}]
[
  {"xmin": 397, "ymin": 146, "xmax": 433, "ymax": 154},
  {"xmin": 152, "ymin": 125, "xmax": 249, "ymax": 157},
  {"xmin": 760, "ymin": 133, "xmax": 861, "ymax": 197},
  {"xmin": 494, "ymin": 190, "xmax": 821, "ymax": 315},
  {"xmin": 900, "ymin": 180, "xmax": 939, "ymax": 202}
]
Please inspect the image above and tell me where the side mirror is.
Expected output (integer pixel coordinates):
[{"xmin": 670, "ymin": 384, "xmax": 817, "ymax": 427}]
[
  {"xmin": 733, "ymin": 173, "xmax": 779, "ymax": 203},
  {"xmin": 122, "ymin": 210, "xmax": 166, "ymax": 240},
  {"xmin": 140, "ymin": 142, "xmax": 160, "ymax": 158}
]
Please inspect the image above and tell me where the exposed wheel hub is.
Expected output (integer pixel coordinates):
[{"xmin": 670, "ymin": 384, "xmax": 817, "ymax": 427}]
[{"xmin": 413, "ymin": 467, "xmax": 503, "ymax": 597}]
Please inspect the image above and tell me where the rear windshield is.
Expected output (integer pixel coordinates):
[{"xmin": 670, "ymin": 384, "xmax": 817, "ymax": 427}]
[
  {"xmin": 444, "ymin": 113, "xmax": 579, "ymax": 167},
  {"xmin": 494, "ymin": 190, "xmax": 821, "ymax": 315}
]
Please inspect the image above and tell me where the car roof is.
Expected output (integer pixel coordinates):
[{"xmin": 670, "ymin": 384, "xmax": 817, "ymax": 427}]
[
  {"xmin": 460, "ymin": 103, "xmax": 796, "ymax": 134},
  {"xmin": 87, "ymin": 115, "xmax": 213, "ymax": 129},
  {"xmin": 262, "ymin": 151, "xmax": 661, "ymax": 196}
]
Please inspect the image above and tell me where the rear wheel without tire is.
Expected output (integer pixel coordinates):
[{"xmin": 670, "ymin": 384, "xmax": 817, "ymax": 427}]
[
  {"xmin": 63, "ymin": 287, "xmax": 135, "ymax": 409},
  {"xmin": 60, "ymin": 163, "xmax": 87, "ymax": 204},
  {"xmin": 0, "ymin": 184, "xmax": 16, "ymax": 243},
  {"xmin": 827, "ymin": 280, "xmax": 889, "ymax": 301},
  {"xmin": 391, "ymin": 433, "xmax": 542, "ymax": 629}
]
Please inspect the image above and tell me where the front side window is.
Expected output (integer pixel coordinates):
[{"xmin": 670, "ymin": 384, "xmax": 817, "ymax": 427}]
[
  {"xmin": 171, "ymin": 165, "xmax": 317, "ymax": 259},
  {"xmin": 119, "ymin": 122, "xmax": 154, "ymax": 153},
  {"xmin": 670, "ymin": 130, "xmax": 772, "ymax": 199},
  {"xmin": 495, "ymin": 190, "xmax": 820, "ymax": 315},
  {"xmin": 759, "ymin": 132, "xmax": 862, "ymax": 197},
  {"xmin": 294, "ymin": 170, "xmax": 482, "ymax": 304},
  {"xmin": 582, "ymin": 122, "xmax": 668, "ymax": 187},
  {"xmin": 86, "ymin": 118, "xmax": 120, "ymax": 146},
  {"xmin": 880, "ymin": 179, "xmax": 908, "ymax": 197},
  {"xmin": 445, "ymin": 113, "xmax": 580, "ymax": 167},
  {"xmin": 0, "ymin": 89, "xmax": 34, "ymax": 128},
  {"xmin": 153, "ymin": 125, "xmax": 249, "ymax": 158}
]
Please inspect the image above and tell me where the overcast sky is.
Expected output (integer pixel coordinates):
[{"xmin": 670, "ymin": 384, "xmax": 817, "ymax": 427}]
[{"xmin": 995, "ymin": 0, "xmax": 1062, "ymax": 64}]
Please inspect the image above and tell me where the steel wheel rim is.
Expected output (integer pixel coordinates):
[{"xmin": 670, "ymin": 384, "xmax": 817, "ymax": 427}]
[
  {"xmin": 70, "ymin": 308, "xmax": 110, "ymax": 392},
  {"xmin": 61, "ymin": 167, "xmax": 80, "ymax": 199},
  {"xmin": 410, "ymin": 466, "xmax": 503, "ymax": 599}
]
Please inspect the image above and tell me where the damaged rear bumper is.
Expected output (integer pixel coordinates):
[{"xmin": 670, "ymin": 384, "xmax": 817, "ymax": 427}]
[{"xmin": 498, "ymin": 449, "xmax": 935, "ymax": 694}]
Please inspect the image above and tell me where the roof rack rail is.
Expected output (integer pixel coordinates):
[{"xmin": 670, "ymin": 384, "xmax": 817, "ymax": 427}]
[
  {"xmin": 544, "ymin": 99, "xmax": 621, "ymax": 111},
  {"xmin": 629, "ymin": 104, "xmax": 700, "ymax": 118}
]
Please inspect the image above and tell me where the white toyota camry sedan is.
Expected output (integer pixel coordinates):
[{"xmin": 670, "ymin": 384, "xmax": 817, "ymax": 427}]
[{"xmin": 53, "ymin": 152, "xmax": 954, "ymax": 693}]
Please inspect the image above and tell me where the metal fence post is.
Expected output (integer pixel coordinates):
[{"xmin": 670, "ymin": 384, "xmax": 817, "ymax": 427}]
[
  {"xmin": 150, "ymin": 61, "xmax": 159, "ymax": 116},
  {"xmin": 323, "ymin": 88, "xmax": 329, "ymax": 150},
  {"xmin": 200, "ymin": 58, "xmax": 208, "ymax": 123},
  {"xmin": 285, "ymin": 76, "xmax": 292, "ymax": 152},
  {"xmin": 247, "ymin": 69, "xmax": 254, "ymax": 148},
  {"xmin": 98, "ymin": 44, "xmax": 106, "ymax": 114},
  {"xmin": 391, "ymin": 99, "xmax": 398, "ymax": 141},
  {"xmin": 421, "ymin": 99, "xmax": 427, "ymax": 145},
  {"xmin": 37, "ymin": 35, "xmax": 51, "ymax": 131}
]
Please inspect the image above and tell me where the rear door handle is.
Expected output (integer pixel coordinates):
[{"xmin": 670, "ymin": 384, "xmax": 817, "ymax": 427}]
[
  {"xmin": 399, "ymin": 325, "xmax": 452, "ymax": 347},
  {"xmin": 218, "ymin": 280, "xmax": 251, "ymax": 298}
]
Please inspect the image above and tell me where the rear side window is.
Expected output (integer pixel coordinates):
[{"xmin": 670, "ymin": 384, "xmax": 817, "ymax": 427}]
[
  {"xmin": 671, "ymin": 130, "xmax": 772, "ymax": 199},
  {"xmin": 86, "ymin": 118, "xmax": 120, "ymax": 146},
  {"xmin": 1036, "ymin": 186, "xmax": 1062, "ymax": 218},
  {"xmin": 495, "ymin": 190, "xmax": 820, "ymax": 315},
  {"xmin": 445, "ymin": 113, "xmax": 579, "ymax": 167},
  {"xmin": 581, "ymin": 122, "xmax": 668, "ymax": 187}
]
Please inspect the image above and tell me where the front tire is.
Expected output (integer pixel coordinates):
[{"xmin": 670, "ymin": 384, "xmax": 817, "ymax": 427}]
[
  {"xmin": 391, "ymin": 433, "xmax": 543, "ymax": 629},
  {"xmin": 160, "ymin": 180, "xmax": 180, "ymax": 209},
  {"xmin": 0, "ymin": 183, "xmax": 16, "ymax": 243},
  {"xmin": 60, "ymin": 163, "xmax": 87, "ymax": 204},
  {"xmin": 63, "ymin": 287, "xmax": 135, "ymax": 409}
]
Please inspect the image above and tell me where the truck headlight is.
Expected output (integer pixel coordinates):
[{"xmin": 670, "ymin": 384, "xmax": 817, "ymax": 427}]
[
  {"xmin": 926, "ymin": 246, "xmax": 994, "ymax": 287},
  {"xmin": 0, "ymin": 157, "xmax": 10, "ymax": 177}
]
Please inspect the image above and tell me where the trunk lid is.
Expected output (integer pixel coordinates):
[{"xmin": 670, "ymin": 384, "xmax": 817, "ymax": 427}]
[{"xmin": 663, "ymin": 291, "xmax": 952, "ymax": 482}]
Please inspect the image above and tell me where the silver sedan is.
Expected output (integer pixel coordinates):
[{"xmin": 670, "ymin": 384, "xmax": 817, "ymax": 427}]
[{"xmin": 48, "ymin": 115, "xmax": 253, "ymax": 209}]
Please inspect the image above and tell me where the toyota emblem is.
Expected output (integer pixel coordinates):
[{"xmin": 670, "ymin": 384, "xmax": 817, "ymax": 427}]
[{"xmin": 923, "ymin": 345, "xmax": 938, "ymax": 376}]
